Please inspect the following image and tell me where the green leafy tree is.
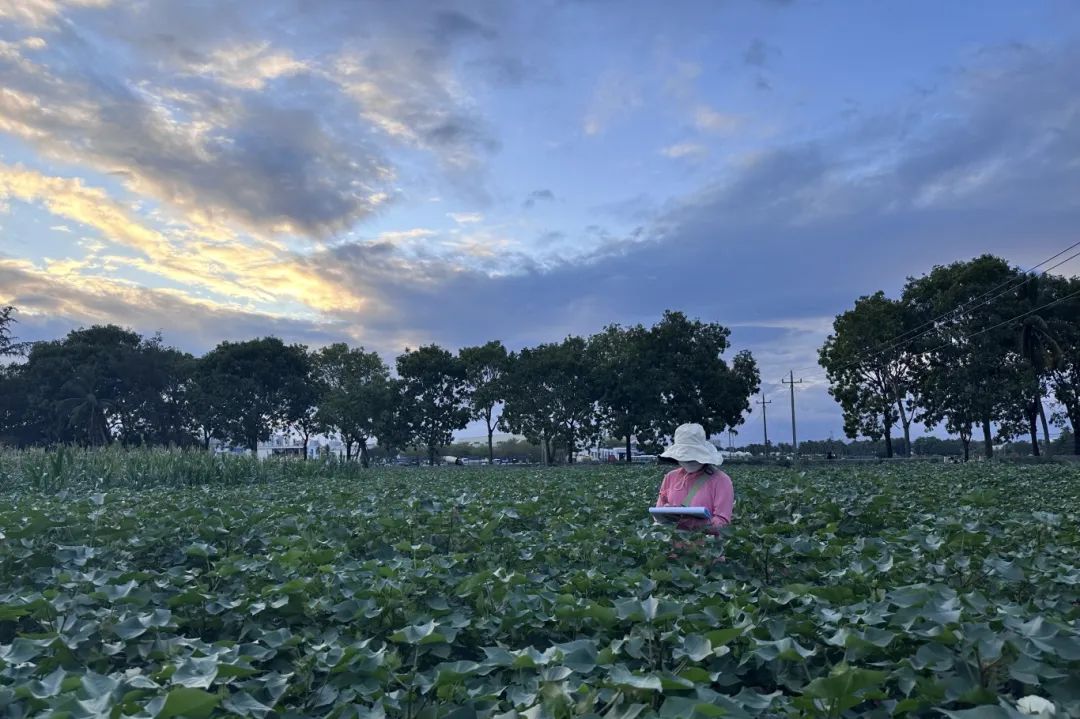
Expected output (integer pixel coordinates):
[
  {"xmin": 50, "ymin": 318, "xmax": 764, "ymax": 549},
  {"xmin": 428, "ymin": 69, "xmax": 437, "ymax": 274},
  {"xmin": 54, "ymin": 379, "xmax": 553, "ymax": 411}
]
[
  {"xmin": 110, "ymin": 336, "xmax": 197, "ymax": 447},
  {"xmin": 501, "ymin": 337, "xmax": 599, "ymax": 464},
  {"xmin": 0, "ymin": 306, "xmax": 24, "ymax": 357},
  {"xmin": 197, "ymin": 337, "xmax": 312, "ymax": 453},
  {"xmin": 55, "ymin": 326, "xmax": 147, "ymax": 446},
  {"xmin": 189, "ymin": 358, "xmax": 226, "ymax": 450},
  {"xmin": 314, "ymin": 343, "xmax": 391, "ymax": 465},
  {"xmin": 918, "ymin": 356, "xmax": 980, "ymax": 461},
  {"xmin": 0, "ymin": 363, "xmax": 32, "ymax": 445},
  {"xmin": 57, "ymin": 374, "xmax": 116, "ymax": 447},
  {"xmin": 286, "ymin": 348, "xmax": 324, "ymax": 460},
  {"xmin": 459, "ymin": 340, "xmax": 509, "ymax": 463},
  {"xmin": 647, "ymin": 311, "xmax": 760, "ymax": 444},
  {"xmin": 1009, "ymin": 275, "xmax": 1065, "ymax": 456},
  {"xmin": 902, "ymin": 255, "xmax": 1029, "ymax": 459},
  {"xmin": 1, "ymin": 340, "xmax": 73, "ymax": 445},
  {"xmin": 396, "ymin": 345, "xmax": 469, "ymax": 465},
  {"xmin": 372, "ymin": 378, "xmax": 414, "ymax": 461},
  {"xmin": 819, "ymin": 292, "xmax": 922, "ymax": 457},
  {"xmin": 1043, "ymin": 275, "xmax": 1080, "ymax": 455},
  {"xmin": 0, "ymin": 325, "xmax": 195, "ymax": 448},
  {"xmin": 588, "ymin": 324, "xmax": 662, "ymax": 462}
]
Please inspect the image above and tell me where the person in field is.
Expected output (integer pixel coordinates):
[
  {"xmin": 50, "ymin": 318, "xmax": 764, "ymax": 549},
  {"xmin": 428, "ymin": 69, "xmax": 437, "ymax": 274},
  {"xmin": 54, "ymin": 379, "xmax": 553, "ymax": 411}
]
[{"xmin": 655, "ymin": 423, "xmax": 734, "ymax": 533}]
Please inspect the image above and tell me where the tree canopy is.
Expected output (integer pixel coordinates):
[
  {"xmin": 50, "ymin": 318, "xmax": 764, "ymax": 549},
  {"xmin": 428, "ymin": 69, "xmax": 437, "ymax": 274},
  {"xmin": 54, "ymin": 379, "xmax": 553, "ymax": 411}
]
[{"xmin": 822, "ymin": 254, "xmax": 1080, "ymax": 457}]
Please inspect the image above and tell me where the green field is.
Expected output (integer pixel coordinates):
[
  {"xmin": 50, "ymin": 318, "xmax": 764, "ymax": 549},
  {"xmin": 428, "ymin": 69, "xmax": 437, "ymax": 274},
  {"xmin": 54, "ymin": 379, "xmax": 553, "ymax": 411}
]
[{"xmin": 1, "ymin": 455, "xmax": 1079, "ymax": 718}]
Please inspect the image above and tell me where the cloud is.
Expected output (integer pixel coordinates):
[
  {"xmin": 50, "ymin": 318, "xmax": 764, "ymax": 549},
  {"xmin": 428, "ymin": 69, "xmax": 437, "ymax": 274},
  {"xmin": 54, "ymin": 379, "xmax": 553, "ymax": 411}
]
[
  {"xmin": 523, "ymin": 189, "xmax": 555, "ymax": 208},
  {"xmin": 180, "ymin": 42, "xmax": 308, "ymax": 90},
  {"xmin": 660, "ymin": 142, "xmax": 708, "ymax": 159},
  {"xmin": 448, "ymin": 211, "xmax": 484, "ymax": 224},
  {"xmin": 0, "ymin": 42, "xmax": 394, "ymax": 238},
  {"xmin": 694, "ymin": 105, "xmax": 740, "ymax": 134},
  {"xmin": 0, "ymin": 0, "xmax": 109, "ymax": 29},
  {"xmin": 0, "ymin": 165, "xmax": 173, "ymax": 257},
  {"xmin": 2, "ymin": 10, "xmax": 1078, "ymax": 444},
  {"xmin": 583, "ymin": 70, "xmax": 642, "ymax": 135},
  {"xmin": 743, "ymin": 38, "xmax": 778, "ymax": 68},
  {"xmin": 0, "ymin": 164, "xmax": 371, "ymax": 314},
  {"xmin": 331, "ymin": 48, "xmax": 498, "ymax": 171},
  {"xmin": 0, "ymin": 258, "xmax": 355, "ymax": 355},
  {"xmin": 0, "ymin": 0, "xmax": 508, "ymax": 239},
  {"xmin": 297, "ymin": 39, "xmax": 1080, "ymax": 437}
]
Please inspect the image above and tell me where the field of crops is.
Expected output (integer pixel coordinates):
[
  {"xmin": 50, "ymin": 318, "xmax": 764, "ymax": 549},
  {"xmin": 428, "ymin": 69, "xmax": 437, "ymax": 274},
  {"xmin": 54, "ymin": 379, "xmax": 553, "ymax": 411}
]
[{"xmin": 1, "ymin": 454, "xmax": 1079, "ymax": 718}]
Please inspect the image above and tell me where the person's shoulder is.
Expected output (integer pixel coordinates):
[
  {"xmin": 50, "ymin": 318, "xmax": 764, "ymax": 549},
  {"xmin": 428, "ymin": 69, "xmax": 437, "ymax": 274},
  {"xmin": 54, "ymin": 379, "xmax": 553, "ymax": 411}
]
[
  {"xmin": 710, "ymin": 470, "xmax": 733, "ymax": 486},
  {"xmin": 662, "ymin": 468, "xmax": 682, "ymax": 481}
]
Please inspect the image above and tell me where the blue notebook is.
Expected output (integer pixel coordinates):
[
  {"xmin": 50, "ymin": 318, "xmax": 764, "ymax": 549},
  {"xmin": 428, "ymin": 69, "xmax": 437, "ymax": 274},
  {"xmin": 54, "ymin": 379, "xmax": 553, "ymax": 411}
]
[{"xmin": 650, "ymin": 506, "xmax": 711, "ymax": 520}]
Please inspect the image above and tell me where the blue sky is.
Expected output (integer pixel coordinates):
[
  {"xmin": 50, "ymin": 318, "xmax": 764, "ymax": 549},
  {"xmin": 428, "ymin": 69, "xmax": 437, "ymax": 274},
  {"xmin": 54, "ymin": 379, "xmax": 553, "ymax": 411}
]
[{"xmin": 1, "ymin": 0, "xmax": 1079, "ymax": 443}]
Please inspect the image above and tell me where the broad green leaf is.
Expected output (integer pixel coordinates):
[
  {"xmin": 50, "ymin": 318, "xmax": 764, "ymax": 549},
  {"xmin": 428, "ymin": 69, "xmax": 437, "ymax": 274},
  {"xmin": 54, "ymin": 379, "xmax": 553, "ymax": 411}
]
[
  {"xmin": 222, "ymin": 691, "xmax": 274, "ymax": 718},
  {"xmin": 172, "ymin": 656, "xmax": 219, "ymax": 689},
  {"xmin": 158, "ymin": 687, "xmax": 221, "ymax": 719},
  {"xmin": 752, "ymin": 637, "xmax": 816, "ymax": 662},
  {"xmin": 609, "ymin": 665, "xmax": 662, "ymax": 691},
  {"xmin": 391, "ymin": 619, "xmax": 437, "ymax": 644},
  {"xmin": 675, "ymin": 634, "xmax": 713, "ymax": 662}
]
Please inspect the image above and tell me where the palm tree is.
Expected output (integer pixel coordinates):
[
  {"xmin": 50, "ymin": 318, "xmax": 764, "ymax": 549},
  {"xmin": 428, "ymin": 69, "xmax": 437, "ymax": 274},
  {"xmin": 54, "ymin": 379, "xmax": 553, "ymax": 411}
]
[
  {"xmin": 58, "ymin": 378, "xmax": 114, "ymax": 447},
  {"xmin": 1017, "ymin": 277, "xmax": 1062, "ymax": 456}
]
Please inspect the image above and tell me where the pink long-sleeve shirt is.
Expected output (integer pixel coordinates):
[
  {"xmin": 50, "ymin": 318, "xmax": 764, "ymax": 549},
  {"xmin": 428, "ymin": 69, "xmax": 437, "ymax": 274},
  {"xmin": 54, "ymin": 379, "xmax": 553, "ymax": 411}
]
[{"xmin": 655, "ymin": 467, "xmax": 734, "ymax": 532}]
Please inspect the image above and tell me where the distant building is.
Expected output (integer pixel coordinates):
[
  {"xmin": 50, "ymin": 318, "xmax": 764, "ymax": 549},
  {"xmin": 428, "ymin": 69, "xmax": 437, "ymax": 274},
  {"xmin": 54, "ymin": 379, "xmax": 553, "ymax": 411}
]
[
  {"xmin": 208, "ymin": 432, "xmax": 351, "ymax": 460},
  {"xmin": 585, "ymin": 444, "xmax": 656, "ymax": 463}
]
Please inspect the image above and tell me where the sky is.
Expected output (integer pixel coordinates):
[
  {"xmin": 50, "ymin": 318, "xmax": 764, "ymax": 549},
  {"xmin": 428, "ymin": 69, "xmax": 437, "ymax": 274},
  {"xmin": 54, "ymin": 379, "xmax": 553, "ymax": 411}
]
[{"xmin": 1, "ymin": 0, "xmax": 1079, "ymax": 444}]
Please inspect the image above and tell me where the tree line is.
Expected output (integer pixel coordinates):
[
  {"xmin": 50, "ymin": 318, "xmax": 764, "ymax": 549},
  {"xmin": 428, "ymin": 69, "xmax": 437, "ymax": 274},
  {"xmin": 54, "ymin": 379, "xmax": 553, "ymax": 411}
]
[
  {"xmin": 0, "ymin": 310, "xmax": 760, "ymax": 464},
  {"xmin": 820, "ymin": 255, "xmax": 1080, "ymax": 459}
]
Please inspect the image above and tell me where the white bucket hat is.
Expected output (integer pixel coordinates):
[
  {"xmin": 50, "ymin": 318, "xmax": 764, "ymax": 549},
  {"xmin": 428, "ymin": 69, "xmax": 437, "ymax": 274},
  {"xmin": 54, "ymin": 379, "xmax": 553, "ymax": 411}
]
[{"xmin": 660, "ymin": 423, "xmax": 724, "ymax": 467}]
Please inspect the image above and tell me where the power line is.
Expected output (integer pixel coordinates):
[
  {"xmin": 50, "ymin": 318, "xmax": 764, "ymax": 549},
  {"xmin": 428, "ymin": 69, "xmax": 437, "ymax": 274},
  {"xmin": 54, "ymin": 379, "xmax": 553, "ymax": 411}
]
[
  {"xmin": 796, "ymin": 281, "xmax": 1080, "ymax": 387},
  {"xmin": 789, "ymin": 241, "xmax": 1080, "ymax": 377},
  {"xmin": 865, "ymin": 240, "xmax": 1080, "ymax": 356},
  {"xmin": 919, "ymin": 284, "xmax": 1080, "ymax": 357},
  {"xmin": 806, "ymin": 244, "xmax": 1080, "ymax": 381},
  {"xmin": 743, "ymin": 242, "xmax": 1080, "ymax": 427},
  {"xmin": 858, "ymin": 246, "xmax": 1080, "ymax": 365}
]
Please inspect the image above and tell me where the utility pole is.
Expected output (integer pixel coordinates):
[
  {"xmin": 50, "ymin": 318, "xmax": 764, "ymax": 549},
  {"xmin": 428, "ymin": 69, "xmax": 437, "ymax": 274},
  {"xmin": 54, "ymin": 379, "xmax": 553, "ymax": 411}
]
[
  {"xmin": 782, "ymin": 371, "xmax": 804, "ymax": 457},
  {"xmin": 756, "ymin": 393, "xmax": 772, "ymax": 458}
]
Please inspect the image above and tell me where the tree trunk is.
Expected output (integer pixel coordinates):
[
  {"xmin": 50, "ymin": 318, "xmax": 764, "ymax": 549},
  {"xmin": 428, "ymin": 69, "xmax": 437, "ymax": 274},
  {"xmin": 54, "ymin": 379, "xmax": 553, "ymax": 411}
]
[
  {"xmin": 249, "ymin": 437, "xmax": 258, "ymax": 455},
  {"xmin": 982, "ymin": 418, "xmax": 994, "ymax": 459},
  {"xmin": 1066, "ymin": 402, "xmax": 1080, "ymax": 456},
  {"xmin": 625, "ymin": 433, "xmax": 632, "ymax": 464},
  {"xmin": 360, "ymin": 441, "xmax": 370, "ymax": 468},
  {"xmin": 487, "ymin": 417, "xmax": 495, "ymax": 465},
  {"xmin": 302, "ymin": 436, "xmax": 309, "ymax": 461},
  {"xmin": 428, "ymin": 445, "xmax": 437, "ymax": 466},
  {"xmin": 1037, "ymin": 400, "xmax": 1052, "ymax": 457},
  {"xmin": 895, "ymin": 393, "xmax": 912, "ymax": 457},
  {"xmin": 1028, "ymin": 401, "xmax": 1040, "ymax": 457},
  {"xmin": 883, "ymin": 421, "xmax": 894, "ymax": 458}
]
